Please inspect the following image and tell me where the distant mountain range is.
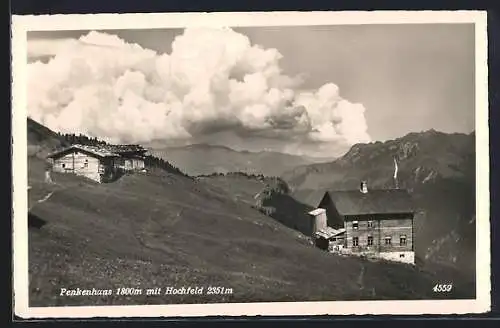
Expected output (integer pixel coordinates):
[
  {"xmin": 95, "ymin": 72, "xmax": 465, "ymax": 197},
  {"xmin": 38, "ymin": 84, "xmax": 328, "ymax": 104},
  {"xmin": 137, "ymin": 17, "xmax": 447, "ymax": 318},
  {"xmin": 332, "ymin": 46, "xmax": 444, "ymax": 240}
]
[
  {"xmin": 281, "ymin": 129, "xmax": 476, "ymax": 277},
  {"xmin": 148, "ymin": 144, "xmax": 333, "ymax": 177}
]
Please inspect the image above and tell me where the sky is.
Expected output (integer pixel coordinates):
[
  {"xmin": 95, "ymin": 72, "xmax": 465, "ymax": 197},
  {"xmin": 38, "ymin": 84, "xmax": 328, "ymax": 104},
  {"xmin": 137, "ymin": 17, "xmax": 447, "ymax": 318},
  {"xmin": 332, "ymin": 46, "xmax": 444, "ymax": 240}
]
[{"xmin": 26, "ymin": 24, "xmax": 475, "ymax": 157}]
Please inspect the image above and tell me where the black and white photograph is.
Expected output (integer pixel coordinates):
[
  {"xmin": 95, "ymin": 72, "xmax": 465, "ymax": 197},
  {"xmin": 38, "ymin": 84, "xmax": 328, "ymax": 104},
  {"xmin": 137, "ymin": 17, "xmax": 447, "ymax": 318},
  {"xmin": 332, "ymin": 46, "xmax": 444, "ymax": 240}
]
[{"xmin": 12, "ymin": 11, "xmax": 490, "ymax": 317}]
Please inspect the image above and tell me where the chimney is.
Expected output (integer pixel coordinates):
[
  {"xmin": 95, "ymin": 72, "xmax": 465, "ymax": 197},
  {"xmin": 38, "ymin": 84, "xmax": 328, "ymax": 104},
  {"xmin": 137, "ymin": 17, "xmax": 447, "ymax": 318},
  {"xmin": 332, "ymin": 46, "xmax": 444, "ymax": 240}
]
[
  {"xmin": 360, "ymin": 181, "xmax": 368, "ymax": 193},
  {"xmin": 308, "ymin": 208, "xmax": 327, "ymax": 235}
]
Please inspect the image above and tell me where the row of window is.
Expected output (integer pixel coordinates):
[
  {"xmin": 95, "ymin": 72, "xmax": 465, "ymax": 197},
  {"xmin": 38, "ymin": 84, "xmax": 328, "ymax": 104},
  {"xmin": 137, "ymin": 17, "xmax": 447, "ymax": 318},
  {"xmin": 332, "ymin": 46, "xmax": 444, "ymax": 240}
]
[
  {"xmin": 60, "ymin": 159, "xmax": 89, "ymax": 169},
  {"xmin": 352, "ymin": 221, "xmax": 374, "ymax": 229},
  {"xmin": 352, "ymin": 235, "xmax": 407, "ymax": 247}
]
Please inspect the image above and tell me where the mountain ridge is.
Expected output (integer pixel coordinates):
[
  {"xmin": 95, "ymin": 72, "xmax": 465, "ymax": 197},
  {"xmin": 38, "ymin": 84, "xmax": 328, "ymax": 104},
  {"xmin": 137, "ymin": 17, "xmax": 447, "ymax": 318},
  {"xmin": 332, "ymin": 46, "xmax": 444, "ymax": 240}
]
[
  {"xmin": 148, "ymin": 143, "xmax": 332, "ymax": 177},
  {"xmin": 283, "ymin": 129, "xmax": 474, "ymax": 186},
  {"xmin": 162, "ymin": 142, "xmax": 336, "ymax": 160}
]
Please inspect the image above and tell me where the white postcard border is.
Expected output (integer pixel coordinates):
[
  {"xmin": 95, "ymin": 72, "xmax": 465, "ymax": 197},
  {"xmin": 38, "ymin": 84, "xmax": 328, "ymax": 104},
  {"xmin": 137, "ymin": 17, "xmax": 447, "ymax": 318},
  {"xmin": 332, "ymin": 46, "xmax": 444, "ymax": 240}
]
[{"xmin": 11, "ymin": 10, "xmax": 491, "ymax": 318}]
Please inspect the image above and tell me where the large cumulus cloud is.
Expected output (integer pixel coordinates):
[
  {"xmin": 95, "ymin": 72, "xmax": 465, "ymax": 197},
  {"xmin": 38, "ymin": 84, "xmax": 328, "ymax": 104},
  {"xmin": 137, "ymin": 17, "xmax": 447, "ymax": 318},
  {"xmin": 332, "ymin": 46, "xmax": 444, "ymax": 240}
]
[{"xmin": 27, "ymin": 28, "xmax": 371, "ymax": 157}]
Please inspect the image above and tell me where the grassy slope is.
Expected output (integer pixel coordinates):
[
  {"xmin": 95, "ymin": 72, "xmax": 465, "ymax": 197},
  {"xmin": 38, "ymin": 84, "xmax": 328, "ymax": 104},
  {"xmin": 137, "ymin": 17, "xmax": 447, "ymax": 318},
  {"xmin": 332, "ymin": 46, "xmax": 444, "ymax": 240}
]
[
  {"xmin": 28, "ymin": 157, "xmax": 475, "ymax": 307},
  {"xmin": 26, "ymin": 119, "xmax": 474, "ymax": 306},
  {"xmin": 196, "ymin": 174, "xmax": 271, "ymax": 206},
  {"xmin": 197, "ymin": 174, "xmax": 314, "ymax": 235}
]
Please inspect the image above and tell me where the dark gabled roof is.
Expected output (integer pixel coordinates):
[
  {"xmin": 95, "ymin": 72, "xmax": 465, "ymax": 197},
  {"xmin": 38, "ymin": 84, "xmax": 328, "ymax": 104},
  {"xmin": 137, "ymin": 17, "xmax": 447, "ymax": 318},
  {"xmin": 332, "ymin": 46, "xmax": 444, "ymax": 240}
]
[
  {"xmin": 326, "ymin": 189, "xmax": 414, "ymax": 216},
  {"xmin": 301, "ymin": 189, "xmax": 329, "ymax": 208}
]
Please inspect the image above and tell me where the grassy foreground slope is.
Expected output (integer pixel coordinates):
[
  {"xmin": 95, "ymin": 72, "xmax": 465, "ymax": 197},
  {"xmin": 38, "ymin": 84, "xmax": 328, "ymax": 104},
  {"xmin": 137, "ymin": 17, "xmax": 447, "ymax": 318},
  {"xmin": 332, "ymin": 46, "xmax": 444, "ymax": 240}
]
[
  {"xmin": 26, "ymin": 118, "xmax": 474, "ymax": 307},
  {"xmin": 28, "ymin": 157, "xmax": 475, "ymax": 307}
]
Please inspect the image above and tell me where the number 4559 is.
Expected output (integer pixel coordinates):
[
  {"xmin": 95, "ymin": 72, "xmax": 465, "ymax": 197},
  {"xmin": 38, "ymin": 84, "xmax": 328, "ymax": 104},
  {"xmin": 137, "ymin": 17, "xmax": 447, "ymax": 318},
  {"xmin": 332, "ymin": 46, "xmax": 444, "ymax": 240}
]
[{"xmin": 433, "ymin": 284, "xmax": 453, "ymax": 292}]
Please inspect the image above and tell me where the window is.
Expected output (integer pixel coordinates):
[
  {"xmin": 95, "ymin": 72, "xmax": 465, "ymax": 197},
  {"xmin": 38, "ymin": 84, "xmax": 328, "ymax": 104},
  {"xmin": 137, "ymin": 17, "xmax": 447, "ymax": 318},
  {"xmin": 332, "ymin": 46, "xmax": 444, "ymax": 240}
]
[
  {"xmin": 384, "ymin": 237, "xmax": 392, "ymax": 245},
  {"xmin": 400, "ymin": 254, "xmax": 405, "ymax": 258},
  {"xmin": 367, "ymin": 236, "xmax": 373, "ymax": 246},
  {"xmin": 367, "ymin": 221, "xmax": 374, "ymax": 228},
  {"xmin": 352, "ymin": 237, "xmax": 359, "ymax": 247},
  {"xmin": 84, "ymin": 159, "xmax": 88, "ymax": 168},
  {"xmin": 352, "ymin": 221, "xmax": 359, "ymax": 230},
  {"xmin": 61, "ymin": 163, "xmax": 66, "ymax": 168},
  {"xmin": 400, "ymin": 235, "xmax": 407, "ymax": 246}
]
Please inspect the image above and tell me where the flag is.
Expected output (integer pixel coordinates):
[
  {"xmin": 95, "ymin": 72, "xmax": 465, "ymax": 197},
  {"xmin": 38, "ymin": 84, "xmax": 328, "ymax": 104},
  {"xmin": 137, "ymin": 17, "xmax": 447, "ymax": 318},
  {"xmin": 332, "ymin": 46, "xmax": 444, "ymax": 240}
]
[
  {"xmin": 393, "ymin": 157, "xmax": 399, "ymax": 179},
  {"xmin": 393, "ymin": 157, "xmax": 399, "ymax": 189}
]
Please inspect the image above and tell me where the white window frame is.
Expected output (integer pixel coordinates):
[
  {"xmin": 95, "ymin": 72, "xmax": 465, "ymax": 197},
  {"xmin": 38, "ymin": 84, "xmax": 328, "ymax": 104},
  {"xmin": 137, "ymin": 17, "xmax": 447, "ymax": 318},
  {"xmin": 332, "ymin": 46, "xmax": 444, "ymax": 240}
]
[{"xmin": 352, "ymin": 220, "xmax": 359, "ymax": 230}]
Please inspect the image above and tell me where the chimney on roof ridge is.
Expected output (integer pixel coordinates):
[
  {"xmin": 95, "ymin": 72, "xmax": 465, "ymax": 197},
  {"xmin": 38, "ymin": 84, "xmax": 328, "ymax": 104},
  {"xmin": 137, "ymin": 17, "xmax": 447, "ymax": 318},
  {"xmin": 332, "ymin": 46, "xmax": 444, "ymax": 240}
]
[{"xmin": 360, "ymin": 181, "xmax": 368, "ymax": 194}]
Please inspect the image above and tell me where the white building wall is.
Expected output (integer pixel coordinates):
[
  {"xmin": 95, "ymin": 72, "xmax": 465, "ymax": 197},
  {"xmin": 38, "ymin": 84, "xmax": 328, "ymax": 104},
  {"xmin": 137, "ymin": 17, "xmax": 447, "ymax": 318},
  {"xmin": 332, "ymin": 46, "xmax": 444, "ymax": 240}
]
[
  {"xmin": 334, "ymin": 249, "xmax": 415, "ymax": 265},
  {"xmin": 378, "ymin": 251, "xmax": 415, "ymax": 264},
  {"xmin": 132, "ymin": 158, "xmax": 145, "ymax": 170},
  {"xmin": 52, "ymin": 151, "xmax": 102, "ymax": 182},
  {"xmin": 52, "ymin": 153, "xmax": 74, "ymax": 173},
  {"xmin": 308, "ymin": 208, "xmax": 327, "ymax": 235},
  {"xmin": 124, "ymin": 158, "xmax": 133, "ymax": 170},
  {"xmin": 378, "ymin": 252, "xmax": 415, "ymax": 264}
]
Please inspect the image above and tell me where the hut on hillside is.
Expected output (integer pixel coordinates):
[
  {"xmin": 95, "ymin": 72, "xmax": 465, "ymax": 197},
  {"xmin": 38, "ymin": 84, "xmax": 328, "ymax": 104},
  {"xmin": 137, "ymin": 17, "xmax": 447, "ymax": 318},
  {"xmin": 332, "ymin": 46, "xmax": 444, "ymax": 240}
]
[
  {"xmin": 101, "ymin": 144, "xmax": 147, "ymax": 172},
  {"xmin": 47, "ymin": 144, "xmax": 147, "ymax": 183},
  {"xmin": 307, "ymin": 181, "xmax": 415, "ymax": 264}
]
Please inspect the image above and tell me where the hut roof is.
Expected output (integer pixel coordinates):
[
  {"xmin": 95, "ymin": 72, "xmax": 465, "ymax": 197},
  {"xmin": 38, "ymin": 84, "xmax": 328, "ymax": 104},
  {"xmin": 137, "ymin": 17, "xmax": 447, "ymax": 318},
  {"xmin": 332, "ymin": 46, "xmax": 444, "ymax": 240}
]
[
  {"xmin": 47, "ymin": 144, "xmax": 120, "ymax": 159},
  {"xmin": 326, "ymin": 189, "xmax": 414, "ymax": 216},
  {"xmin": 100, "ymin": 144, "xmax": 147, "ymax": 154}
]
